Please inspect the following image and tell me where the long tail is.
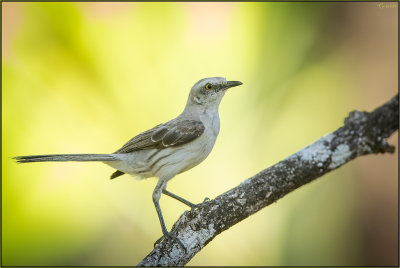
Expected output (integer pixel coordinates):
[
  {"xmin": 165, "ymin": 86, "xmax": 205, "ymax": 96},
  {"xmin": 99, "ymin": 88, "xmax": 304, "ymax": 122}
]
[{"xmin": 14, "ymin": 154, "xmax": 119, "ymax": 163}]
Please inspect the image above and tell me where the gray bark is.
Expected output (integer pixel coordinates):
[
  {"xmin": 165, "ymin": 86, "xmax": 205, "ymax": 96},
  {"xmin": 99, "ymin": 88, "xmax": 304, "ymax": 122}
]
[{"xmin": 138, "ymin": 94, "xmax": 398, "ymax": 266}]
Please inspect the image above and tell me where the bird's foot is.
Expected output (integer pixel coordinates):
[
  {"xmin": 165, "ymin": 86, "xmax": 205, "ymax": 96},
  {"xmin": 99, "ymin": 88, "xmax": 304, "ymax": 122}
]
[
  {"xmin": 189, "ymin": 197, "xmax": 210, "ymax": 210},
  {"xmin": 154, "ymin": 231, "xmax": 187, "ymax": 253}
]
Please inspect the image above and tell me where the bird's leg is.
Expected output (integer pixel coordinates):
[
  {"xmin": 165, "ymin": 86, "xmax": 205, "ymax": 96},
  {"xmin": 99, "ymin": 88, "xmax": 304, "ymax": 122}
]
[
  {"xmin": 152, "ymin": 180, "xmax": 187, "ymax": 252},
  {"xmin": 162, "ymin": 189, "xmax": 210, "ymax": 210}
]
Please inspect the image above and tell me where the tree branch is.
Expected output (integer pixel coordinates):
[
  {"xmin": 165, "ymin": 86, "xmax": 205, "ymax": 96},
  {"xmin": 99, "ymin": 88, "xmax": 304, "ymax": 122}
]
[{"xmin": 138, "ymin": 94, "xmax": 399, "ymax": 266}]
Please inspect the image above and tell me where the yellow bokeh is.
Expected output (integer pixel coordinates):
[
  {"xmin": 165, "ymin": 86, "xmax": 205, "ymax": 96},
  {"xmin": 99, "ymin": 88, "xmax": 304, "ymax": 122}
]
[{"xmin": 2, "ymin": 2, "xmax": 398, "ymax": 266}]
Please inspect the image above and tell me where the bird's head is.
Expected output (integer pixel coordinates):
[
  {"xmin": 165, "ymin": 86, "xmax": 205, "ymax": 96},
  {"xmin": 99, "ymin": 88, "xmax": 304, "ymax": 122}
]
[{"xmin": 187, "ymin": 77, "xmax": 242, "ymax": 109}]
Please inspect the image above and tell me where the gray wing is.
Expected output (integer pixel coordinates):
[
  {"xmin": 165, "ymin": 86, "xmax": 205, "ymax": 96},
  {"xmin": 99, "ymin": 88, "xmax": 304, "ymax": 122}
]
[{"xmin": 114, "ymin": 120, "xmax": 205, "ymax": 154}]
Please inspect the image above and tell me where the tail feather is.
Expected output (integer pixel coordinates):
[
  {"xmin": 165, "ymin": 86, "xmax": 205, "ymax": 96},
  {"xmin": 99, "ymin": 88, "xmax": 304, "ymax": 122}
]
[
  {"xmin": 110, "ymin": 170, "xmax": 125, "ymax": 179},
  {"xmin": 14, "ymin": 154, "xmax": 118, "ymax": 163}
]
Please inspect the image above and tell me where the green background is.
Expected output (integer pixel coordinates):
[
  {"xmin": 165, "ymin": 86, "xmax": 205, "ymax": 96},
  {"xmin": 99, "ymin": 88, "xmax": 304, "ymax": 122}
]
[{"xmin": 2, "ymin": 2, "xmax": 398, "ymax": 266}]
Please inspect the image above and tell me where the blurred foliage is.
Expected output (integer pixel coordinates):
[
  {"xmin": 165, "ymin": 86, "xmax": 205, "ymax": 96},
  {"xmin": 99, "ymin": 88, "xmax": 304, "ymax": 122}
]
[{"xmin": 2, "ymin": 2, "xmax": 398, "ymax": 266}]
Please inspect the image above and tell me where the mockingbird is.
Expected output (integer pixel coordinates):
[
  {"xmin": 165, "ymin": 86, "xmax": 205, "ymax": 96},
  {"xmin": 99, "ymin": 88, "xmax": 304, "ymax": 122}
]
[{"xmin": 15, "ymin": 77, "xmax": 243, "ymax": 251}]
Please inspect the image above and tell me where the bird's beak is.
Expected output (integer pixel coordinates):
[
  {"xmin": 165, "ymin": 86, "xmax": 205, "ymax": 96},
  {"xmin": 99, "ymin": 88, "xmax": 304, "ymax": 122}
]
[{"xmin": 223, "ymin": 81, "xmax": 243, "ymax": 90}]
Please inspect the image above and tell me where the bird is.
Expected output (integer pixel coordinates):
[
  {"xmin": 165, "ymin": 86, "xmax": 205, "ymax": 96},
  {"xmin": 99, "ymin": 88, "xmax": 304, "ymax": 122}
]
[{"xmin": 14, "ymin": 77, "xmax": 243, "ymax": 251}]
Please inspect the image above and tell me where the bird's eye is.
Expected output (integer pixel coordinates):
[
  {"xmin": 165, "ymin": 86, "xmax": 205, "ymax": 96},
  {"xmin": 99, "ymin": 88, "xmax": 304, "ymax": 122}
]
[{"xmin": 205, "ymin": 83, "xmax": 213, "ymax": 90}]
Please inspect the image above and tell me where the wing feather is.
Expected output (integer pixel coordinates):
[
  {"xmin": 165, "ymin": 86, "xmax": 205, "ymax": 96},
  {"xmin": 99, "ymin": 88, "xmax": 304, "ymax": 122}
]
[
  {"xmin": 114, "ymin": 120, "xmax": 205, "ymax": 154},
  {"xmin": 151, "ymin": 127, "xmax": 169, "ymax": 142}
]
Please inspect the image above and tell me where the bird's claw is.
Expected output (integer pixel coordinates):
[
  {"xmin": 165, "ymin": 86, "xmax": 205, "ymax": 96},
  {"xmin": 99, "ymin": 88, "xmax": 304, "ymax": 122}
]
[
  {"xmin": 202, "ymin": 197, "xmax": 211, "ymax": 204},
  {"xmin": 189, "ymin": 197, "xmax": 211, "ymax": 211},
  {"xmin": 154, "ymin": 232, "xmax": 187, "ymax": 253}
]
